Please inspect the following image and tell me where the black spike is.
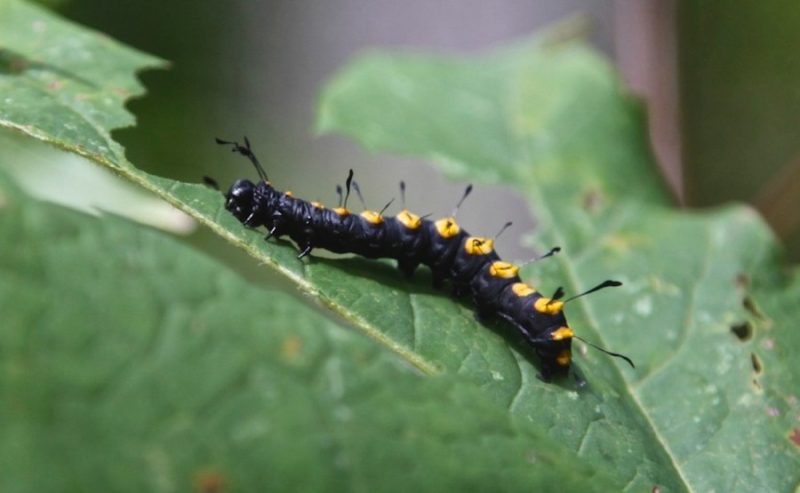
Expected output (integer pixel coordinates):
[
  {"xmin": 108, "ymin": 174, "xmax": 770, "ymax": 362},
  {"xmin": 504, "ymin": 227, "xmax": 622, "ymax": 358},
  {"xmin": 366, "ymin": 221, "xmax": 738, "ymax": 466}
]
[
  {"xmin": 574, "ymin": 335, "xmax": 635, "ymax": 369},
  {"xmin": 215, "ymin": 136, "xmax": 269, "ymax": 182},
  {"xmin": 451, "ymin": 184, "xmax": 473, "ymax": 217},
  {"xmin": 521, "ymin": 246, "xmax": 561, "ymax": 266},
  {"xmin": 343, "ymin": 170, "xmax": 354, "ymax": 208},
  {"xmin": 565, "ymin": 280, "xmax": 622, "ymax": 303},
  {"xmin": 547, "ymin": 286, "xmax": 565, "ymax": 306},
  {"xmin": 379, "ymin": 197, "xmax": 395, "ymax": 215},
  {"xmin": 495, "ymin": 221, "xmax": 513, "ymax": 239},
  {"xmin": 352, "ymin": 181, "xmax": 367, "ymax": 209}
]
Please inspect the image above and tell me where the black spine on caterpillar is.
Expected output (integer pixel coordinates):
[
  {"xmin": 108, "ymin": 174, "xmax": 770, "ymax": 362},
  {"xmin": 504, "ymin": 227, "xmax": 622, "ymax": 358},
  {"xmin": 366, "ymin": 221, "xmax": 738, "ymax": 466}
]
[{"xmin": 209, "ymin": 138, "xmax": 633, "ymax": 381}]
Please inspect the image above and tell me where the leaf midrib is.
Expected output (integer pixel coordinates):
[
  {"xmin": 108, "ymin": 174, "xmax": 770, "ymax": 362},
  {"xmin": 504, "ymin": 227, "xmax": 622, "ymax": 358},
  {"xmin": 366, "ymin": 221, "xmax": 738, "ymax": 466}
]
[{"xmin": 514, "ymin": 160, "xmax": 692, "ymax": 492}]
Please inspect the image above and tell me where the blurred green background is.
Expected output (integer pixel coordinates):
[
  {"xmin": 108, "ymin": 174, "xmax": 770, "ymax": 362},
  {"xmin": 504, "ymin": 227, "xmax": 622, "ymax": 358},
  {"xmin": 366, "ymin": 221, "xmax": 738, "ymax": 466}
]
[{"xmin": 13, "ymin": 0, "xmax": 800, "ymax": 262}]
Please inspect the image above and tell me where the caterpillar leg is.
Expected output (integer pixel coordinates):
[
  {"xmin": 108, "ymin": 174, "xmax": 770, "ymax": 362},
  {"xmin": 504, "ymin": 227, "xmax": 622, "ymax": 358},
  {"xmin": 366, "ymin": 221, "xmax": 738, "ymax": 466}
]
[
  {"xmin": 472, "ymin": 298, "xmax": 494, "ymax": 323},
  {"xmin": 397, "ymin": 259, "xmax": 419, "ymax": 278},
  {"xmin": 431, "ymin": 270, "xmax": 446, "ymax": 290},
  {"xmin": 297, "ymin": 243, "xmax": 314, "ymax": 259},
  {"xmin": 268, "ymin": 211, "xmax": 289, "ymax": 241},
  {"xmin": 244, "ymin": 211, "xmax": 260, "ymax": 227},
  {"xmin": 472, "ymin": 309, "xmax": 493, "ymax": 324}
]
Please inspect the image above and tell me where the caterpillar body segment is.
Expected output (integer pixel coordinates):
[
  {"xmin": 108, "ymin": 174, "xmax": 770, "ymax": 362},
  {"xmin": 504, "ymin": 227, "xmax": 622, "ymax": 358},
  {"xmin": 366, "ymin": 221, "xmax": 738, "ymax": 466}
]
[{"xmin": 214, "ymin": 139, "xmax": 631, "ymax": 380}]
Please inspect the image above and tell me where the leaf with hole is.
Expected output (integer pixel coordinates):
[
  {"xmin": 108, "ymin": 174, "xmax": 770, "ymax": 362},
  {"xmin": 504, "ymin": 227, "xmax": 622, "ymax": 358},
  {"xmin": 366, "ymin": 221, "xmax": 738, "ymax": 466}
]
[{"xmin": 1, "ymin": 1, "xmax": 799, "ymax": 490}]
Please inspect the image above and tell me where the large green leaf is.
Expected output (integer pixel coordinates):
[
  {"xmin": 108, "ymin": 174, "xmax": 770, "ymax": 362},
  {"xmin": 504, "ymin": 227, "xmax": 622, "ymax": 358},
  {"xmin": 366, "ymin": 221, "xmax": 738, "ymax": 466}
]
[
  {"xmin": 0, "ymin": 174, "xmax": 620, "ymax": 492},
  {"xmin": 1, "ymin": 0, "xmax": 798, "ymax": 490},
  {"xmin": 317, "ymin": 39, "xmax": 800, "ymax": 491}
]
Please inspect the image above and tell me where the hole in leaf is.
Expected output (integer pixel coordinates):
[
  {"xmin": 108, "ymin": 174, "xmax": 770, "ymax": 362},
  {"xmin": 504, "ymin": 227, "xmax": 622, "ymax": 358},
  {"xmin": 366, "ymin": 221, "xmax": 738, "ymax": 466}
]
[
  {"xmin": 730, "ymin": 322, "xmax": 753, "ymax": 341},
  {"xmin": 751, "ymin": 352, "xmax": 762, "ymax": 374}
]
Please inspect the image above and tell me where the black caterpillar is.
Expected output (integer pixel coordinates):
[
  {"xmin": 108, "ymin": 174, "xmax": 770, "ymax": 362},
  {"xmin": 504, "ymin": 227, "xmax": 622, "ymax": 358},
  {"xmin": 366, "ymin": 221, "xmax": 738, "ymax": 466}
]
[{"xmin": 206, "ymin": 137, "xmax": 633, "ymax": 380}]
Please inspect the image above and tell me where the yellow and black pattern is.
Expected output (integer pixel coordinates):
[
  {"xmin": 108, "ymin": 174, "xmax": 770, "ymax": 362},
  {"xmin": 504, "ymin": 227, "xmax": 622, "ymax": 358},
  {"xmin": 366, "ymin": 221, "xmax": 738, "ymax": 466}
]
[{"xmin": 212, "ymin": 138, "xmax": 631, "ymax": 381}]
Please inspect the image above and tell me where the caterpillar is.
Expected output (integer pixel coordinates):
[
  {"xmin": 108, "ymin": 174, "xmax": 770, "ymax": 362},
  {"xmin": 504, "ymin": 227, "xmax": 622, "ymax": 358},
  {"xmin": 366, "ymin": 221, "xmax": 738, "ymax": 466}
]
[{"xmin": 206, "ymin": 137, "xmax": 633, "ymax": 381}]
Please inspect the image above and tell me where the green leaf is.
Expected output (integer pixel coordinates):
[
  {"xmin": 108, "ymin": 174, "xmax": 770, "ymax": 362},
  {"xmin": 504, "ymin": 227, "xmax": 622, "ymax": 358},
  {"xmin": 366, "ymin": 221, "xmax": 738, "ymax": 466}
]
[
  {"xmin": 2, "ymin": 0, "xmax": 798, "ymax": 490},
  {"xmin": 0, "ymin": 175, "xmax": 621, "ymax": 492},
  {"xmin": 0, "ymin": 0, "xmax": 162, "ymax": 165},
  {"xmin": 317, "ymin": 37, "xmax": 800, "ymax": 492}
]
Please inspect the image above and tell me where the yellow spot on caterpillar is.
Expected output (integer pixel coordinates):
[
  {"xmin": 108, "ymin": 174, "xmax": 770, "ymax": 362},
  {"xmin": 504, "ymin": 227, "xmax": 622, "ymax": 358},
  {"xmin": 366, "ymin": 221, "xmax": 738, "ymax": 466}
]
[
  {"xmin": 489, "ymin": 261, "xmax": 519, "ymax": 278},
  {"xmin": 396, "ymin": 209, "xmax": 422, "ymax": 230},
  {"xmin": 361, "ymin": 210, "xmax": 384, "ymax": 224},
  {"xmin": 556, "ymin": 349, "xmax": 572, "ymax": 367},
  {"xmin": 435, "ymin": 218, "xmax": 460, "ymax": 238},
  {"xmin": 511, "ymin": 283, "xmax": 536, "ymax": 297},
  {"xmin": 551, "ymin": 327, "xmax": 574, "ymax": 341},
  {"xmin": 332, "ymin": 207, "xmax": 350, "ymax": 216},
  {"xmin": 534, "ymin": 297, "xmax": 564, "ymax": 315},
  {"xmin": 464, "ymin": 237, "xmax": 494, "ymax": 255},
  {"xmin": 310, "ymin": 201, "xmax": 324, "ymax": 208},
  {"xmin": 284, "ymin": 191, "xmax": 294, "ymax": 197}
]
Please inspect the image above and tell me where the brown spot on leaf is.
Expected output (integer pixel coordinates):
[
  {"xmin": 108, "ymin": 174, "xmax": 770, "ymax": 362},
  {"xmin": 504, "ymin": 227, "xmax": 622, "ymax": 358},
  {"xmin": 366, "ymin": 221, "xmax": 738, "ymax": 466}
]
[
  {"xmin": 9, "ymin": 57, "xmax": 28, "ymax": 73},
  {"xmin": 194, "ymin": 469, "xmax": 225, "ymax": 493},
  {"xmin": 280, "ymin": 335, "xmax": 303, "ymax": 361},
  {"xmin": 581, "ymin": 188, "xmax": 603, "ymax": 214},
  {"xmin": 751, "ymin": 353, "xmax": 762, "ymax": 374},
  {"xmin": 652, "ymin": 486, "xmax": 661, "ymax": 493},
  {"xmin": 790, "ymin": 428, "xmax": 800, "ymax": 447},
  {"xmin": 0, "ymin": 49, "xmax": 27, "ymax": 74},
  {"xmin": 48, "ymin": 80, "xmax": 64, "ymax": 91},
  {"xmin": 735, "ymin": 273, "xmax": 749, "ymax": 288},
  {"xmin": 742, "ymin": 296, "xmax": 763, "ymax": 319}
]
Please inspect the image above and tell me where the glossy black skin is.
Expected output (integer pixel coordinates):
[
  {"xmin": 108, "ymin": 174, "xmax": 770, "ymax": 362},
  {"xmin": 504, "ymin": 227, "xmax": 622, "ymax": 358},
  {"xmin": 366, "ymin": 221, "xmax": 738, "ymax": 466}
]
[{"xmin": 224, "ymin": 179, "xmax": 571, "ymax": 380}]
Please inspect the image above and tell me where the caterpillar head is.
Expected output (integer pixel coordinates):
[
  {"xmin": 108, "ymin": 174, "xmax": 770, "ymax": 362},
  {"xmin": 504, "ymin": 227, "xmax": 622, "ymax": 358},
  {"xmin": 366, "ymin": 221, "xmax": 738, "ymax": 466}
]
[{"xmin": 225, "ymin": 179, "xmax": 256, "ymax": 222}]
